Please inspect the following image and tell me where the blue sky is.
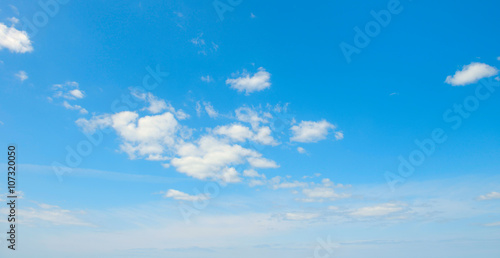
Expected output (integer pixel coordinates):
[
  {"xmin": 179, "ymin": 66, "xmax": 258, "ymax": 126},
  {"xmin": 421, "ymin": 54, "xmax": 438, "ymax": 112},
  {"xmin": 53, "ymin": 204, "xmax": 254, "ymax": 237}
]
[{"xmin": 1, "ymin": 0, "xmax": 500, "ymax": 257}]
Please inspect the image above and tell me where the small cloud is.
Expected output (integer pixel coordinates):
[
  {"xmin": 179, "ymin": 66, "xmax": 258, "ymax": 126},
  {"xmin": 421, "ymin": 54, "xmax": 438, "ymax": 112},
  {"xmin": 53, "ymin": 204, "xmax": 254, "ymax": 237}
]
[
  {"xmin": 497, "ymin": 57, "xmax": 500, "ymax": 61},
  {"xmin": 203, "ymin": 101, "xmax": 218, "ymax": 118},
  {"xmin": 350, "ymin": 203, "xmax": 405, "ymax": 217},
  {"xmin": 212, "ymin": 42, "xmax": 219, "ymax": 52},
  {"xmin": 334, "ymin": 131, "xmax": 344, "ymax": 140},
  {"xmin": 173, "ymin": 11, "xmax": 183, "ymax": 18},
  {"xmin": 226, "ymin": 67, "xmax": 271, "ymax": 95},
  {"xmin": 201, "ymin": 75, "xmax": 213, "ymax": 82},
  {"xmin": 250, "ymin": 13, "xmax": 256, "ymax": 18},
  {"xmin": 51, "ymin": 82, "xmax": 88, "ymax": 115},
  {"xmin": 297, "ymin": 147, "xmax": 306, "ymax": 154},
  {"xmin": 15, "ymin": 70, "xmax": 27, "ymax": 82},
  {"xmin": 477, "ymin": 191, "xmax": 500, "ymax": 201},
  {"xmin": 290, "ymin": 120, "xmax": 336, "ymax": 143},
  {"xmin": 284, "ymin": 212, "xmax": 320, "ymax": 221},
  {"xmin": 484, "ymin": 222, "xmax": 500, "ymax": 227},
  {"xmin": 445, "ymin": 62, "xmax": 498, "ymax": 86},
  {"xmin": 191, "ymin": 33, "xmax": 205, "ymax": 46},
  {"xmin": 62, "ymin": 101, "xmax": 88, "ymax": 114},
  {"xmin": 389, "ymin": 92, "xmax": 399, "ymax": 96},
  {"xmin": 52, "ymin": 81, "xmax": 85, "ymax": 100},
  {"xmin": 10, "ymin": 5, "xmax": 20, "ymax": 15},
  {"xmin": 7, "ymin": 17, "xmax": 19, "ymax": 25},
  {"xmin": 195, "ymin": 101, "xmax": 202, "ymax": 117},
  {"xmin": 190, "ymin": 33, "xmax": 218, "ymax": 55},
  {"xmin": 164, "ymin": 189, "xmax": 210, "ymax": 201}
]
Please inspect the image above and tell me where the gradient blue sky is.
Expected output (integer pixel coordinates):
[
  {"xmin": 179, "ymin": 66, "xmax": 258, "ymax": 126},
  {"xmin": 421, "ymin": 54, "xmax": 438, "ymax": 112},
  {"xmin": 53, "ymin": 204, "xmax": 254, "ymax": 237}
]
[{"xmin": 1, "ymin": 0, "xmax": 500, "ymax": 257}]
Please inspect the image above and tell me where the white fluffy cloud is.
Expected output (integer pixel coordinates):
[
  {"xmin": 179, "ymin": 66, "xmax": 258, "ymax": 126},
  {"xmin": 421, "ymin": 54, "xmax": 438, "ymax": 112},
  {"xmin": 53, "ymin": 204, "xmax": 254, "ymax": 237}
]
[
  {"xmin": 226, "ymin": 67, "xmax": 271, "ymax": 94},
  {"xmin": 445, "ymin": 62, "xmax": 499, "ymax": 86},
  {"xmin": 0, "ymin": 23, "xmax": 33, "ymax": 53},
  {"xmin": 77, "ymin": 111, "xmax": 179, "ymax": 161},
  {"xmin": 290, "ymin": 120, "xmax": 336, "ymax": 143},
  {"xmin": 214, "ymin": 123, "xmax": 278, "ymax": 146},
  {"xmin": 111, "ymin": 111, "xmax": 180, "ymax": 160},
  {"xmin": 171, "ymin": 136, "xmax": 277, "ymax": 182},
  {"xmin": 164, "ymin": 189, "xmax": 210, "ymax": 201},
  {"xmin": 478, "ymin": 191, "xmax": 500, "ymax": 201},
  {"xmin": 214, "ymin": 124, "xmax": 254, "ymax": 142}
]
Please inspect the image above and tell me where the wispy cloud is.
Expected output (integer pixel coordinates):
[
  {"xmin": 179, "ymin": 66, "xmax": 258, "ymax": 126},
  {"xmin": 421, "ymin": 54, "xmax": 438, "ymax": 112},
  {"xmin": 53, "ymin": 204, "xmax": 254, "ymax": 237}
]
[
  {"xmin": 15, "ymin": 70, "xmax": 28, "ymax": 82},
  {"xmin": 164, "ymin": 189, "xmax": 210, "ymax": 201},
  {"xmin": 350, "ymin": 202, "xmax": 406, "ymax": 217},
  {"xmin": 477, "ymin": 191, "xmax": 500, "ymax": 200}
]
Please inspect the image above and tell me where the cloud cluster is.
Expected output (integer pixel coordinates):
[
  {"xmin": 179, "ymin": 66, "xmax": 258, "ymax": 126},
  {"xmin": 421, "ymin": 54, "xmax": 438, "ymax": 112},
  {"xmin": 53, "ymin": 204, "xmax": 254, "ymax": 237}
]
[
  {"xmin": 50, "ymin": 81, "xmax": 88, "ymax": 114},
  {"xmin": 75, "ymin": 91, "xmax": 344, "ymax": 184},
  {"xmin": 77, "ymin": 92, "xmax": 284, "ymax": 183}
]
